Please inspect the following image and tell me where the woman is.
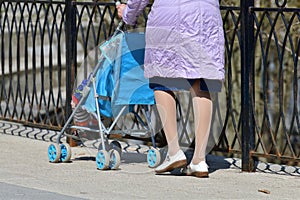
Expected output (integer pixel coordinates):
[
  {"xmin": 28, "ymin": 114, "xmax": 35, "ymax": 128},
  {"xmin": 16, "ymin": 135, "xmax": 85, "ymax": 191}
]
[{"xmin": 117, "ymin": 0, "xmax": 225, "ymax": 178}]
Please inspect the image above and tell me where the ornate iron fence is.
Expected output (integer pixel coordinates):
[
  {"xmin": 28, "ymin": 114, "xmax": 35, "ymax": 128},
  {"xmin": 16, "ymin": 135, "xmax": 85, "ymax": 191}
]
[
  {"xmin": 0, "ymin": 0, "xmax": 299, "ymax": 171},
  {"xmin": 0, "ymin": 1, "xmax": 67, "ymax": 129},
  {"xmin": 250, "ymin": 1, "xmax": 300, "ymax": 166}
]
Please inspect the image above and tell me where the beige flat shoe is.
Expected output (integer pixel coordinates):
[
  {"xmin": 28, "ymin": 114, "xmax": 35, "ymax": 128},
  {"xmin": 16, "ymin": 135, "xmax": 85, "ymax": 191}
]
[
  {"xmin": 184, "ymin": 161, "xmax": 209, "ymax": 178},
  {"xmin": 155, "ymin": 149, "xmax": 187, "ymax": 174}
]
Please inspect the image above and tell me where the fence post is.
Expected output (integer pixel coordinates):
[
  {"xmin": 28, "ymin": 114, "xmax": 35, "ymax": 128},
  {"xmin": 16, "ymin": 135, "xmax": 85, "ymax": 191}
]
[
  {"xmin": 240, "ymin": 0, "xmax": 255, "ymax": 172},
  {"xmin": 65, "ymin": 0, "xmax": 77, "ymax": 146}
]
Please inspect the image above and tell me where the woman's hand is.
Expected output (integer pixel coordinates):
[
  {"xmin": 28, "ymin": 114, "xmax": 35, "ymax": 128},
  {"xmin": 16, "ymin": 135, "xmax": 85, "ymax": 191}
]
[{"xmin": 116, "ymin": 4, "xmax": 126, "ymax": 18}]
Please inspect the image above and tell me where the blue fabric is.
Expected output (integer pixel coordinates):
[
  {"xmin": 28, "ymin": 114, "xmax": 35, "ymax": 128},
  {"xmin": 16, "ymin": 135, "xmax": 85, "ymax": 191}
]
[
  {"xmin": 82, "ymin": 32, "xmax": 154, "ymax": 118},
  {"xmin": 83, "ymin": 58, "xmax": 114, "ymax": 117}
]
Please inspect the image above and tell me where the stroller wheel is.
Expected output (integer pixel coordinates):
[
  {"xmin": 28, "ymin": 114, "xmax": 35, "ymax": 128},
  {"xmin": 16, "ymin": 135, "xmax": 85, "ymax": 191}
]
[
  {"xmin": 60, "ymin": 143, "xmax": 72, "ymax": 162},
  {"xmin": 109, "ymin": 149, "xmax": 121, "ymax": 170},
  {"xmin": 109, "ymin": 140, "xmax": 122, "ymax": 156},
  {"xmin": 48, "ymin": 143, "xmax": 61, "ymax": 163},
  {"xmin": 96, "ymin": 150, "xmax": 110, "ymax": 170},
  {"xmin": 147, "ymin": 147, "xmax": 161, "ymax": 168}
]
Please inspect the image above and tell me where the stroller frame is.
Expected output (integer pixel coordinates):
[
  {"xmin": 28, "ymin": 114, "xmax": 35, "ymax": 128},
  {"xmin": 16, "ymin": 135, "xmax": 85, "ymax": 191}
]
[{"xmin": 47, "ymin": 27, "xmax": 162, "ymax": 170}]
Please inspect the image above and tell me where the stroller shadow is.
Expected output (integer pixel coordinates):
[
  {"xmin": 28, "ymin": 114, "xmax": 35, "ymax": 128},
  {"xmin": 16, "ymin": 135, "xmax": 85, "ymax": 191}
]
[
  {"xmin": 74, "ymin": 156, "xmax": 96, "ymax": 161},
  {"xmin": 121, "ymin": 151, "xmax": 148, "ymax": 164}
]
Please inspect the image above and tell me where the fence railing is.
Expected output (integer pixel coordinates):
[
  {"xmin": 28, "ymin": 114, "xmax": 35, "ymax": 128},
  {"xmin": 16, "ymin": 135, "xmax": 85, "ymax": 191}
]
[
  {"xmin": 250, "ymin": 2, "xmax": 300, "ymax": 166},
  {"xmin": 1, "ymin": 0, "xmax": 299, "ymax": 171},
  {"xmin": 0, "ymin": 1, "xmax": 67, "ymax": 128}
]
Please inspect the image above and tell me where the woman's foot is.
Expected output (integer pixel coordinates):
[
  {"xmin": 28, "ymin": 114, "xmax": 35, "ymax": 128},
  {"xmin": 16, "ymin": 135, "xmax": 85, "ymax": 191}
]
[
  {"xmin": 184, "ymin": 161, "xmax": 209, "ymax": 178},
  {"xmin": 155, "ymin": 149, "xmax": 187, "ymax": 174}
]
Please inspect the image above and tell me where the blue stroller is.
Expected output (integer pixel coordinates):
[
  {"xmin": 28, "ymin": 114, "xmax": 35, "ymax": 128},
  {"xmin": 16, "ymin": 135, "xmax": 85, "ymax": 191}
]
[{"xmin": 47, "ymin": 28, "xmax": 163, "ymax": 170}]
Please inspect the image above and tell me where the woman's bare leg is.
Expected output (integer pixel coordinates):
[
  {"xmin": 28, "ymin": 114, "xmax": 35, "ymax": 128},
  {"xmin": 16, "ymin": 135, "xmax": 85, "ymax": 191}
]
[
  {"xmin": 190, "ymin": 80, "xmax": 213, "ymax": 164},
  {"xmin": 154, "ymin": 90, "xmax": 180, "ymax": 156}
]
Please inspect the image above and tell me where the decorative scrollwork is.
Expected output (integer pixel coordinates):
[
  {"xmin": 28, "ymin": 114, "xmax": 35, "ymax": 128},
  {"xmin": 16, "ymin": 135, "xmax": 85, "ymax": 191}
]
[{"xmin": 275, "ymin": 0, "xmax": 287, "ymax": 8}]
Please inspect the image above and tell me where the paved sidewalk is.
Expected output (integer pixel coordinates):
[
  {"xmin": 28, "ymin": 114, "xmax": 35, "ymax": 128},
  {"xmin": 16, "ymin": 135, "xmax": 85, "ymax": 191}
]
[{"xmin": 0, "ymin": 132, "xmax": 300, "ymax": 200}]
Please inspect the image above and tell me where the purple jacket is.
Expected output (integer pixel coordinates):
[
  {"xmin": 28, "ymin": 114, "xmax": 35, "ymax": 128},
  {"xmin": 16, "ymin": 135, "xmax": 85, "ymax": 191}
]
[{"xmin": 123, "ymin": 0, "xmax": 225, "ymax": 80}]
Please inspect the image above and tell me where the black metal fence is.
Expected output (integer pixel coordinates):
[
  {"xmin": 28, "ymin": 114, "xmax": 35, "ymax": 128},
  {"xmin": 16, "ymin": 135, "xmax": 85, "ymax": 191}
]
[
  {"xmin": 250, "ymin": 1, "xmax": 300, "ymax": 167},
  {"xmin": 1, "ymin": 0, "xmax": 299, "ymax": 171}
]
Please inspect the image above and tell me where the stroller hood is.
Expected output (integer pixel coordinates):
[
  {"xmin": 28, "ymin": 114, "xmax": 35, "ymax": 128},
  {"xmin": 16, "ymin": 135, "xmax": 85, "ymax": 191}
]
[{"xmin": 82, "ymin": 32, "xmax": 155, "ymax": 118}]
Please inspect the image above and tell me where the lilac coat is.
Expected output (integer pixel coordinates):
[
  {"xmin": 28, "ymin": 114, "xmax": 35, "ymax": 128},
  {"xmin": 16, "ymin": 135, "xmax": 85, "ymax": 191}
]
[{"xmin": 123, "ymin": 0, "xmax": 225, "ymax": 80}]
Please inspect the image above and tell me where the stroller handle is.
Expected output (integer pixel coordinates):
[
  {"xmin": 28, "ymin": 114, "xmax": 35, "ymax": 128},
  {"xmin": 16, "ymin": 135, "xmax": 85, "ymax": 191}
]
[
  {"xmin": 115, "ymin": 0, "xmax": 125, "ymax": 33},
  {"xmin": 116, "ymin": 21, "xmax": 125, "ymax": 32}
]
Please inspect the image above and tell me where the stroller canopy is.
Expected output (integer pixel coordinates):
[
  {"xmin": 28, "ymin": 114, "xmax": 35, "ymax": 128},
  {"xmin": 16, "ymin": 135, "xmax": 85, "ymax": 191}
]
[{"xmin": 82, "ymin": 31, "xmax": 155, "ymax": 117}]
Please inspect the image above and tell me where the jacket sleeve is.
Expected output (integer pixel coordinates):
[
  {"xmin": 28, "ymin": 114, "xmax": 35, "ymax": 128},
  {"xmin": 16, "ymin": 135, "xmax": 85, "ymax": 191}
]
[{"xmin": 123, "ymin": 0, "xmax": 149, "ymax": 25}]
